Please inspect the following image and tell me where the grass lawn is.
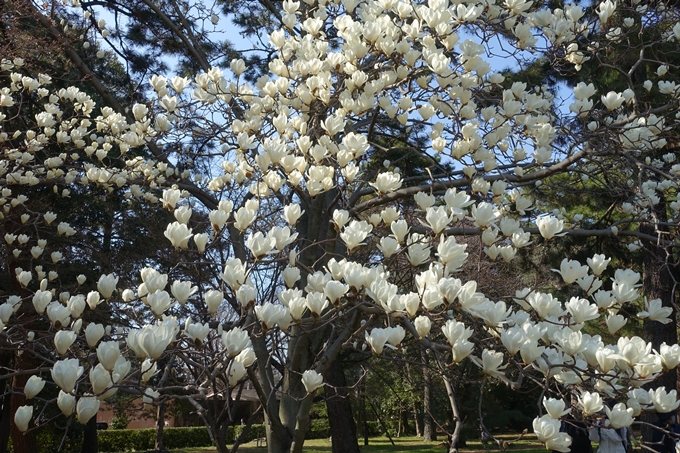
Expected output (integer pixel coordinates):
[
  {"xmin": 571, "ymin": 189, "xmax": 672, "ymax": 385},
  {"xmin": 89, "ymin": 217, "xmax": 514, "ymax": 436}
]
[{"xmin": 154, "ymin": 434, "xmax": 546, "ymax": 453}]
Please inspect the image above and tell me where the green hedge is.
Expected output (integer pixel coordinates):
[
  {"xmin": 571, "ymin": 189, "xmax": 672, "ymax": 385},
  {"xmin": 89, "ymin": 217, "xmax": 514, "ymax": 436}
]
[
  {"xmin": 96, "ymin": 420, "xmax": 333, "ymax": 452},
  {"xmin": 233, "ymin": 423, "xmax": 266, "ymax": 443},
  {"xmin": 98, "ymin": 426, "xmax": 212, "ymax": 452}
]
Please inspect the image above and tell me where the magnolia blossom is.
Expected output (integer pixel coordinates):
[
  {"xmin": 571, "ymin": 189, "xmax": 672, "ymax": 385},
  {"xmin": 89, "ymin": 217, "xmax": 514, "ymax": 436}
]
[
  {"xmin": 578, "ymin": 391, "xmax": 603, "ymax": 416},
  {"xmin": 543, "ymin": 398, "xmax": 570, "ymax": 419},
  {"xmin": 97, "ymin": 273, "xmax": 118, "ymax": 299},
  {"xmin": 370, "ymin": 171, "xmax": 402, "ymax": 194},
  {"xmin": 76, "ymin": 397, "xmax": 101, "ymax": 424},
  {"xmin": 57, "ymin": 391, "xmax": 76, "ymax": 416},
  {"xmin": 637, "ymin": 298, "xmax": 673, "ymax": 324},
  {"xmin": 52, "ymin": 358, "xmax": 84, "ymax": 393},
  {"xmin": 414, "ymin": 316, "xmax": 432, "ymax": 338},
  {"xmin": 340, "ymin": 220, "xmax": 372, "ymax": 251},
  {"xmin": 24, "ymin": 376, "xmax": 45, "ymax": 399},
  {"xmin": 472, "ymin": 350, "xmax": 507, "ymax": 378},
  {"xmin": 221, "ymin": 328, "xmax": 250, "ymax": 357},
  {"xmin": 164, "ymin": 221, "xmax": 193, "ymax": 249},
  {"xmin": 536, "ymin": 216, "xmax": 565, "ymax": 240},
  {"xmin": 553, "ymin": 259, "xmax": 588, "ymax": 285},
  {"xmin": 5, "ymin": 2, "xmax": 680, "ymax": 451},
  {"xmin": 533, "ymin": 415, "xmax": 561, "ymax": 443},
  {"xmin": 587, "ymin": 254, "xmax": 611, "ymax": 276},
  {"xmin": 85, "ymin": 323, "xmax": 105, "ymax": 348},
  {"xmin": 14, "ymin": 406, "xmax": 32, "ymax": 432},
  {"xmin": 606, "ymin": 403, "xmax": 634, "ymax": 429},
  {"xmin": 171, "ymin": 280, "xmax": 197, "ymax": 305},
  {"xmin": 97, "ymin": 341, "xmax": 120, "ymax": 371},
  {"xmin": 649, "ymin": 388, "xmax": 680, "ymax": 413},
  {"xmin": 365, "ymin": 328, "xmax": 390, "ymax": 355},
  {"xmin": 301, "ymin": 370, "xmax": 324, "ymax": 393},
  {"xmin": 659, "ymin": 343, "xmax": 680, "ymax": 370}
]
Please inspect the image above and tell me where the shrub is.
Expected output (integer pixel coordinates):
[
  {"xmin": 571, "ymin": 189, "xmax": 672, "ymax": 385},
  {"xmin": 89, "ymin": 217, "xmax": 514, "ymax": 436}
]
[
  {"xmin": 163, "ymin": 427, "xmax": 213, "ymax": 449},
  {"xmin": 233, "ymin": 423, "xmax": 266, "ymax": 443}
]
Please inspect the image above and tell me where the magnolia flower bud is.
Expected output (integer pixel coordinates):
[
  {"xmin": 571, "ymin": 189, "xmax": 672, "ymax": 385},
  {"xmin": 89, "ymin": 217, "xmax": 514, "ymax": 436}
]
[
  {"xmin": 85, "ymin": 323, "xmax": 105, "ymax": 348},
  {"xmin": 205, "ymin": 290, "xmax": 223, "ymax": 316},
  {"xmin": 112, "ymin": 356, "xmax": 131, "ymax": 384},
  {"xmin": 58, "ymin": 390, "xmax": 76, "ymax": 416},
  {"xmin": 86, "ymin": 291, "xmax": 102, "ymax": 310},
  {"xmin": 122, "ymin": 289, "xmax": 136, "ymax": 302},
  {"xmin": 365, "ymin": 328, "xmax": 390, "ymax": 355},
  {"xmin": 414, "ymin": 316, "xmax": 431, "ymax": 339},
  {"xmin": 301, "ymin": 369, "xmax": 324, "ymax": 393},
  {"xmin": 221, "ymin": 328, "xmax": 250, "ymax": 357},
  {"xmin": 51, "ymin": 358, "xmax": 84, "ymax": 393},
  {"xmin": 97, "ymin": 273, "xmax": 118, "ymax": 299},
  {"xmin": 141, "ymin": 358, "xmax": 157, "ymax": 383},
  {"xmin": 54, "ymin": 330, "xmax": 77, "ymax": 355},
  {"xmin": 143, "ymin": 388, "xmax": 160, "ymax": 409},
  {"xmin": 14, "ymin": 405, "xmax": 32, "ymax": 432},
  {"xmin": 578, "ymin": 391, "xmax": 603, "ymax": 416},
  {"xmin": 605, "ymin": 403, "xmax": 634, "ymax": 429},
  {"xmin": 76, "ymin": 397, "xmax": 100, "ymax": 424},
  {"xmin": 90, "ymin": 363, "xmax": 113, "ymax": 395},
  {"xmin": 234, "ymin": 348, "xmax": 257, "ymax": 368},
  {"xmin": 147, "ymin": 290, "xmax": 173, "ymax": 316},
  {"xmin": 649, "ymin": 388, "xmax": 680, "ymax": 413},
  {"xmin": 97, "ymin": 341, "xmax": 120, "ymax": 371},
  {"xmin": 228, "ymin": 361, "xmax": 247, "ymax": 387},
  {"xmin": 536, "ymin": 216, "xmax": 565, "ymax": 240},
  {"xmin": 193, "ymin": 233, "xmax": 209, "ymax": 253},
  {"xmin": 24, "ymin": 375, "xmax": 46, "ymax": 399},
  {"xmin": 543, "ymin": 398, "xmax": 570, "ymax": 419}
]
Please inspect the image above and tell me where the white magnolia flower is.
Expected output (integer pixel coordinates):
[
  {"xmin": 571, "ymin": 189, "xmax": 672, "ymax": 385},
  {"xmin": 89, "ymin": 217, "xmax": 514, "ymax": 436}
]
[{"xmin": 536, "ymin": 216, "xmax": 565, "ymax": 240}]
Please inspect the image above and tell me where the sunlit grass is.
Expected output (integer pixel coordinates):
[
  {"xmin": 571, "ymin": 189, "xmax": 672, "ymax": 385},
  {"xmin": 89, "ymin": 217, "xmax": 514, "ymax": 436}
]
[{"xmin": 160, "ymin": 433, "xmax": 546, "ymax": 453}]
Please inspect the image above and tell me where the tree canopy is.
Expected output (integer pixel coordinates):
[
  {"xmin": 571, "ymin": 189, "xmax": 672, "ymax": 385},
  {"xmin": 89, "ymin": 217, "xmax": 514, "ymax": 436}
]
[{"xmin": 1, "ymin": 0, "xmax": 680, "ymax": 453}]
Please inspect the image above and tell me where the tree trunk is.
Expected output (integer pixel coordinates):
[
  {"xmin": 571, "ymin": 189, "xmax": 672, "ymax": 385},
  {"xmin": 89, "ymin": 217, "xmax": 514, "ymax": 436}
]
[
  {"xmin": 11, "ymin": 354, "xmax": 38, "ymax": 453},
  {"xmin": 155, "ymin": 403, "xmax": 166, "ymax": 451},
  {"xmin": 358, "ymin": 379, "xmax": 368, "ymax": 446},
  {"xmin": 0, "ymin": 354, "xmax": 13, "ymax": 453},
  {"xmin": 422, "ymin": 348, "xmax": 435, "ymax": 442},
  {"xmin": 0, "ymin": 389, "xmax": 10, "ymax": 453},
  {"xmin": 325, "ymin": 359, "xmax": 360, "ymax": 453},
  {"xmin": 640, "ymin": 205, "xmax": 677, "ymax": 445},
  {"xmin": 263, "ymin": 411, "xmax": 292, "ymax": 453},
  {"xmin": 81, "ymin": 414, "xmax": 98, "ymax": 453}
]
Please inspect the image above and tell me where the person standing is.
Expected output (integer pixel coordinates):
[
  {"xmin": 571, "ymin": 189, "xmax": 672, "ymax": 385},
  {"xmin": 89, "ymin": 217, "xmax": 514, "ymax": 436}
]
[{"xmin": 589, "ymin": 425, "xmax": 632, "ymax": 453}]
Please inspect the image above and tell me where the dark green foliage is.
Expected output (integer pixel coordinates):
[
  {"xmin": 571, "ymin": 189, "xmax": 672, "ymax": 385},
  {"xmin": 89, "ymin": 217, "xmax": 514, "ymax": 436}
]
[
  {"xmin": 98, "ymin": 426, "xmax": 213, "ymax": 452},
  {"xmin": 93, "ymin": 423, "xmax": 332, "ymax": 452}
]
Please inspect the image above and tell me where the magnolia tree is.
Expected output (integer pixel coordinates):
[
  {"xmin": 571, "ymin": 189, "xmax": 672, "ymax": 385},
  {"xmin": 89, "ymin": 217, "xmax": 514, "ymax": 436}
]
[{"xmin": 2, "ymin": 0, "xmax": 680, "ymax": 452}]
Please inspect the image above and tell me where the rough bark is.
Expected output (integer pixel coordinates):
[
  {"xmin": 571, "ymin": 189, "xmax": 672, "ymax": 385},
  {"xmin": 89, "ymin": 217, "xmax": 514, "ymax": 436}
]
[
  {"xmin": 0, "ymin": 354, "xmax": 13, "ymax": 453},
  {"xmin": 358, "ymin": 379, "xmax": 369, "ymax": 446},
  {"xmin": 10, "ymin": 360, "xmax": 37, "ymax": 453},
  {"xmin": 81, "ymin": 415, "xmax": 99, "ymax": 453},
  {"xmin": 154, "ymin": 403, "xmax": 166, "ymax": 451},
  {"xmin": 325, "ymin": 359, "xmax": 360, "ymax": 453},
  {"xmin": 640, "ymin": 201, "xmax": 677, "ymax": 445},
  {"xmin": 422, "ymin": 348, "xmax": 435, "ymax": 442}
]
